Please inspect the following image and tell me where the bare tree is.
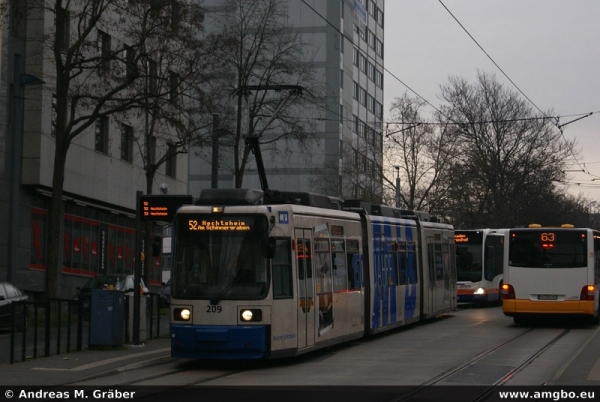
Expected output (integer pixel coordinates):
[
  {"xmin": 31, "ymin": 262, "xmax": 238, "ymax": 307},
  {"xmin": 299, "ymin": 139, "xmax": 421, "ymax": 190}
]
[
  {"xmin": 23, "ymin": 0, "xmax": 197, "ymax": 298},
  {"xmin": 310, "ymin": 136, "xmax": 383, "ymax": 204},
  {"xmin": 438, "ymin": 72, "xmax": 578, "ymax": 227},
  {"xmin": 196, "ymin": 0, "xmax": 325, "ymax": 189},
  {"xmin": 384, "ymin": 93, "xmax": 459, "ymax": 214},
  {"xmin": 117, "ymin": 1, "xmax": 213, "ymax": 284}
]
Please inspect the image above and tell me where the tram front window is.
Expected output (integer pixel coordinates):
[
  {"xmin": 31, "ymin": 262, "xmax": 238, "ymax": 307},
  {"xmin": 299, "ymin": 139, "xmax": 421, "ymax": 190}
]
[{"xmin": 173, "ymin": 214, "xmax": 270, "ymax": 300}]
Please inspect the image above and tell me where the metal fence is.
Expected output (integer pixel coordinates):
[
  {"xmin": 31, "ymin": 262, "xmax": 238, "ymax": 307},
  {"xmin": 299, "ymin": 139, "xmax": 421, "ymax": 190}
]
[{"xmin": 4, "ymin": 293, "xmax": 169, "ymax": 364}]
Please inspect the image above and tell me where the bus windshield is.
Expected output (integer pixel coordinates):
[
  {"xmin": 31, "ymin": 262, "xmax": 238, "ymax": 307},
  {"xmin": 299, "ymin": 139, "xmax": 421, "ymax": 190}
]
[
  {"xmin": 508, "ymin": 230, "xmax": 587, "ymax": 268},
  {"xmin": 455, "ymin": 231, "xmax": 484, "ymax": 282},
  {"xmin": 172, "ymin": 214, "xmax": 270, "ymax": 300}
]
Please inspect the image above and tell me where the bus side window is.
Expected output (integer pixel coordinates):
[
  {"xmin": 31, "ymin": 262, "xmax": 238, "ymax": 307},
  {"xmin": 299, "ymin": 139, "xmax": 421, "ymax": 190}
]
[{"xmin": 272, "ymin": 239, "xmax": 293, "ymax": 299}]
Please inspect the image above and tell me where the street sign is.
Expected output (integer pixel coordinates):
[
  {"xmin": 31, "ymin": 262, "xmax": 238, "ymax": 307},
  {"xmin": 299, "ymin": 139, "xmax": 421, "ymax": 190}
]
[{"xmin": 140, "ymin": 194, "xmax": 193, "ymax": 221}]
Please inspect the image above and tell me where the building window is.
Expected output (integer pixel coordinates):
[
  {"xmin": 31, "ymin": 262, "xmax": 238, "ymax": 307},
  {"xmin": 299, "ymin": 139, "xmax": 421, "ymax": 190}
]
[
  {"xmin": 97, "ymin": 30, "xmax": 111, "ymax": 74},
  {"xmin": 125, "ymin": 46, "xmax": 136, "ymax": 79},
  {"xmin": 368, "ymin": 29, "xmax": 375, "ymax": 49},
  {"xmin": 121, "ymin": 124, "xmax": 133, "ymax": 162},
  {"xmin": 358, "ymin": 120, "xmax": 365, "ymax": 138},
  {"xmin": 353, "ymin": 81, "xmax": 359, "ymax": 100},
  {"xmin": 10, "ymin": 1, "xmax": 25, "ymax": 37},
  {"xmin": 148, "ymin": 136, "xmax": 156, "ymax": 165},
  {"xmin": 169, "ymin": 70, "xmax": 179, "ymax": 105},
  {"xmin": 95, "ymin": 117, "xmax": 109, "ymax": 154},
  {"xmin": 51, "ymin": 94, "xmax": 57, "ymax": 136},
  {"xmin": 148, "ymin": 59, "xmax": 158, "ymax": 95},
  {"xmin": 360, "ymin": 87, "xmax": 367, "ymax": 107},
  {"xmin": 376, "ymin": 69, "xmax": 383, "ymax": 88},
  {"xmin": 165, "ymin": 143, "xmax": 176, "ymax": 178},
  {"xmin": 376, "ymin": 38, "xmax": 384, "ymax": 58},
  {"xmin": 170, "ymin": 0, "xmax": 182, "ymax": 31},
  {"xmin": 58, "ymin": 7, "xmax": 70, "ymax": 50}
]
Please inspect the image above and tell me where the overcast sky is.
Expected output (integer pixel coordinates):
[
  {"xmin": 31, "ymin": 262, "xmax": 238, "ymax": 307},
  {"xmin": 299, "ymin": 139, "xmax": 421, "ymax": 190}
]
[{"xmin": 383, "ymin": 0, "xmax": 600, "ymax": 202}]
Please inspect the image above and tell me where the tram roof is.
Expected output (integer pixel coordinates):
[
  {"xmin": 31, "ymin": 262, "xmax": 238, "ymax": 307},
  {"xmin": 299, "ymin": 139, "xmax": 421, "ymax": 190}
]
[{"xmin": 191, "ymin": 188, "xmax": 444, "ymax": 223}]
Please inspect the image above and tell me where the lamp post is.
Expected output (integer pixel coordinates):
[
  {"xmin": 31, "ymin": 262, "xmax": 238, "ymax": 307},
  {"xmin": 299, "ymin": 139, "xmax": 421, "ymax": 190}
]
[
  {"xmin": 7, "ymin": 54, "xmax": 44, "ymax": 282},
  {"xmin": 394, "ymin": 165, "xmax": 401, "ymax": 208}
]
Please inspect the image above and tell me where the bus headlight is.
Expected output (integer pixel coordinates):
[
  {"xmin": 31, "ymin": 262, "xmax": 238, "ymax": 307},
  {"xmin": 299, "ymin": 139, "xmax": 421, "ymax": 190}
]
[
  {"xmin": 474, "ymin": 288, "xmax": 485, "ymax": 295},
  {"xmin": 240, "ymin": 309, "xmax": 262, "ymax": 322},
  {"xmin": 174, "ymin": 307, "xmax": 191, "ymax": 321}
]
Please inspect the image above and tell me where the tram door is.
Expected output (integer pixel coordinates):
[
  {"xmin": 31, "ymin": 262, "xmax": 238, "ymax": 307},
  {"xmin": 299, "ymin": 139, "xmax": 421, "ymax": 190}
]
[
  {"xmin": 427, "ymin": 236, "xmax": 448, "ymax": 314},
  {"xmin": 295, "ymin": 229, "xmax": 315, "ymax": 349}
]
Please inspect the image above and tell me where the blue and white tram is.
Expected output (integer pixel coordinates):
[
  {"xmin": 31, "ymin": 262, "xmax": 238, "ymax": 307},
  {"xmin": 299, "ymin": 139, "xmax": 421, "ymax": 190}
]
[{"xmin": 170, "ymin": 189, "xmax": 456, "ymax": 360}]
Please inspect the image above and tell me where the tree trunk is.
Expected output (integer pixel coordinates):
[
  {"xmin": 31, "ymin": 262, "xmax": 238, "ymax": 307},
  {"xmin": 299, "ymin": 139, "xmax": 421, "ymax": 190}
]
[{"xmin": 45, "ymin": 139, "xmax": 70, "ymax": 300}]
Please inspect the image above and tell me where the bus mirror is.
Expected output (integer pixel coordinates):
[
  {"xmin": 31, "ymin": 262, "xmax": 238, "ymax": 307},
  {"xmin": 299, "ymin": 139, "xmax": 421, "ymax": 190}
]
[{"xmin": 267, "ymin": 237, "xmax": 276, "ymax": 259}]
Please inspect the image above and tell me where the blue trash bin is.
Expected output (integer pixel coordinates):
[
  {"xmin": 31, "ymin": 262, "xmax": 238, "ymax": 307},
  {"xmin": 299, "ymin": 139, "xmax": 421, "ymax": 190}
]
[{"xmin": 90, "ymin": 289, "xmax": 125, "ymax": 346}]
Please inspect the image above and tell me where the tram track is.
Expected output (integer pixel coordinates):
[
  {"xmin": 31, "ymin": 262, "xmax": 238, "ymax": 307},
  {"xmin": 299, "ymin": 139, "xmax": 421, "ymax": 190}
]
[{"xmin": 392, "ymin": 327, "xmax": 572, "ymax": 402}]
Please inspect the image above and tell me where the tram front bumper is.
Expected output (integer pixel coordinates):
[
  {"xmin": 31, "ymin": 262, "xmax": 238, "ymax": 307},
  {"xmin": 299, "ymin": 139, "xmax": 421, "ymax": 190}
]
[{"xmin": 171, "ymin": 324, "xmax": 268, "ymax": 360}]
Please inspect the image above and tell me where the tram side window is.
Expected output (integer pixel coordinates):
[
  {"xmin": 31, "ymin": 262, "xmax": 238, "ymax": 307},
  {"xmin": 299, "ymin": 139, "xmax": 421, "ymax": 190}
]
[
  {"xmin": 397, "ymin": 242, "xmax": 407, "ymax": 285},
  {"xmin": 407, "ymin": 243, "xmax": 417, "ymax": 284},
  {"xmin": 272, "ymin": 239, "xmax": 293, "ymax": 298},
  {"xmin": 346, "ymin": 239, "xmax": 361, "ymax": 290},
  {"xmin": 385, "ymin": 242, "xmax": 398, "ymax": 285},
  {"xmin": 434, "ymin": 243, "xmax": 444, "ymax": 280},
  {"xmin": 332, "ymin": 239, "xmax": 348, "ymax": 292}
]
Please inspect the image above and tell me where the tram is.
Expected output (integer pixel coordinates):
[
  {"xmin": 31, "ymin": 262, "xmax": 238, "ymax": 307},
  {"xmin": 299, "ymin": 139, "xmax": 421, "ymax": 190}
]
[
  {"xmin": 502, "ymin": 224, "xmax": 600, "ymax": 324},
  {"xmin": 455, "ymin": 229, "xmax": 506, "ymax": 303},
  {"xmin": 169, "ymin": 189, "xmax": 457, "ymax": 360}
]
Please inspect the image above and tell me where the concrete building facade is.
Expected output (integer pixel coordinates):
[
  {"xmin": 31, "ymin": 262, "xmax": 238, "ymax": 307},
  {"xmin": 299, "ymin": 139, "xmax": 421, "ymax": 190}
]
[{"xmin": 0, "ymin": 1, "xmax": 188, "ymax": 299}]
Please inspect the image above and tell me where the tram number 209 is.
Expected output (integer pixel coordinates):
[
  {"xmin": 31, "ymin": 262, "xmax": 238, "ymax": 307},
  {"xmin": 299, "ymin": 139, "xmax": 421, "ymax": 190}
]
[{"xmin": 206, "ymin": 305, "xmax": 222, "ymax": 313}]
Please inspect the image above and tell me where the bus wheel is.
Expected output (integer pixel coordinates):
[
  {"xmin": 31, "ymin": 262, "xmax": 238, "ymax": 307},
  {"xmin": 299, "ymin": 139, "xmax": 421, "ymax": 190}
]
[
  {"xmin": 513, "ymin": 316, "xmax": 525, "ymax": 326},
  {"xmin": 589, "ymin": 315, "xmax": 599, "ymax": 326}
]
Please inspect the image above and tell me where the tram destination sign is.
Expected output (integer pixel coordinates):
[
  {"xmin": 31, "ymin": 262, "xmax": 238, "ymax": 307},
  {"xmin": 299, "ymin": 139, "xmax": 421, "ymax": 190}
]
[{"xmin": 140, "ymin": 194, "xmax": 193, "ymax": 221}]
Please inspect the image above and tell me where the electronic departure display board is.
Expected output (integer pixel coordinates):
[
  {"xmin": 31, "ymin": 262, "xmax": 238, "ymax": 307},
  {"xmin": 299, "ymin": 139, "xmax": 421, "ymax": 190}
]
[{"xmin": 140, "ymin": 195, "xmax": 193, "ymax": 221}]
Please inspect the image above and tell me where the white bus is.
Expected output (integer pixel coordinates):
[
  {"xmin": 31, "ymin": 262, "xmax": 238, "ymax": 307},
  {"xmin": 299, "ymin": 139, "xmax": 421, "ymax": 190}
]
[
  {"xmin": 502, "ymin": 224, "xmax": 600, "ymax": 325},
  {"xmin": 455, "ymin": 229, "xmax": 506, "ymax": 303}
]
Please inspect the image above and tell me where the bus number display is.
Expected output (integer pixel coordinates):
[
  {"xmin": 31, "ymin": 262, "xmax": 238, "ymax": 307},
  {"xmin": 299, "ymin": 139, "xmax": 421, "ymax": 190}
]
[
  {"xmin": 187, "ymin": 219, "xmax": 251, "ymax": 231},
  {"xmin": 541, "ymin": 233, "xmax": 555, "ymax": 242},
  {"xmin": 455, "ymin": 233, "xmax": 469, "ymax": 243}
]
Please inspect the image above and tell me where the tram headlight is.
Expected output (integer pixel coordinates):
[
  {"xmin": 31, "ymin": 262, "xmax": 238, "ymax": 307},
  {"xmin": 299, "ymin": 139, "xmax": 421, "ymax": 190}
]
[
  {"xmin": 474, "ymin": 288, "xmax": 485, "ymax": 295},
  {"xmin": 240, "ymin": 309, "xmax": 262, "ymax": 322},
  {"xmin": 174, "ymin": 307, "xmax": 191, "ymax": 321}
]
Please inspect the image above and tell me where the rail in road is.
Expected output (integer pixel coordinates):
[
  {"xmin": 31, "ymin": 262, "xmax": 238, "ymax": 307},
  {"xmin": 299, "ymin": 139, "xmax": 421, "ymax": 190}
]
[{"xmin": 65, "ymin": 307, "xmax": 599, "ymax": 401}]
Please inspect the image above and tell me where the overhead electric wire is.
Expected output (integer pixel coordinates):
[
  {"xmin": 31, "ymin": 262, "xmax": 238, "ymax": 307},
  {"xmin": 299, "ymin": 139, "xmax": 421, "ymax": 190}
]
[
  {"xmin": 438, "ymin": 0, "xmax": 593, "ymax": 177},
  {"xmin": 300, "ymin": 0, "xmax": 599, "ymax": 185}
]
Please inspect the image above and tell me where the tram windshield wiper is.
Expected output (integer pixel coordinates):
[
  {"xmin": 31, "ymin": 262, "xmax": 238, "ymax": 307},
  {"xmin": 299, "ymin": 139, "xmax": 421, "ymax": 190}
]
[{"xmin": 210, "ymin": 270, "xmax": 251, "ymax": 305}]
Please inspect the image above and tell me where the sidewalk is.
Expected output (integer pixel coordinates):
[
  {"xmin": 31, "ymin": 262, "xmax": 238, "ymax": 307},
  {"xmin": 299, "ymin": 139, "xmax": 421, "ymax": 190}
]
[{"xmin": 0, "ymin": 337, "xmax": 172, "ymax": 386}]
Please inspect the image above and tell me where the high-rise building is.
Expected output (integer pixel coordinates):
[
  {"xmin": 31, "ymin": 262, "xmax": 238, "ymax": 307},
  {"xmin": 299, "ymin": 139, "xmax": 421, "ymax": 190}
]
[{"xmin": 188, "ymin": 0, "xmax": 385, "ymax": 202}]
